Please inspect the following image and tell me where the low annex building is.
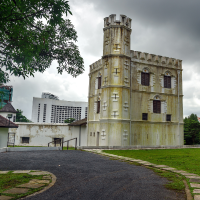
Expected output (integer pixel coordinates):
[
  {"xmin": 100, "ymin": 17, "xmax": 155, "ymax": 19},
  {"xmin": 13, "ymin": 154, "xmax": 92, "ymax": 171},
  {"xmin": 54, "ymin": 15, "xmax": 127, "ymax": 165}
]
[
  {"xmin": 0, "ymin": 115, "xmax": 18, "ymax": 148},
  {"xmin": 87, "ymin": 14, "xmax": 183, "ymax": 147}
]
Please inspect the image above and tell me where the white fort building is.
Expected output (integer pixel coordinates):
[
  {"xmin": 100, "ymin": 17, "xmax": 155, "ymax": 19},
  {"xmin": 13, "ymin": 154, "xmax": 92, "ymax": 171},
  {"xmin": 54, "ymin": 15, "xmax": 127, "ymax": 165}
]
[
  {"xmin": 32, "ymin": 93, "xmax": 88, "ymax": 123},
  {"xmin": 87, "ymin": 14, "xmax": 183, "ymax": 147}
]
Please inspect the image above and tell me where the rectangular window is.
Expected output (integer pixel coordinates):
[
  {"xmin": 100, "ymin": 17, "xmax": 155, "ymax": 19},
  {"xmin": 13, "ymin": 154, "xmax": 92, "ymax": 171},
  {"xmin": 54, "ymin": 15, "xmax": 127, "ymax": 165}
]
[
  {"xmin": 22, "ymin": 137, "xmax": 29, "ymax": 144},
  {"xmin": 166, "ymin": 114, "xmax": 171, "ymax": 121},
  {"xmin": 97, "ymin": 101, "xmax": 100, "ymax": 113},
  {"xmin": 98, "ymin": 77, "xmax": 101, "ymax": 89},
  {"xmin": 141, "ymin": 72, "xmax": 150, "ymax": 86},
  {"xmin": 164, "ymin": 76, "xmax": 171, "ymax": 88},
  {"xmin": 90, "ymin": 132, "xmax": 92, "ymax": 136},
  {"xmin": 54, "ymin": 138, "xmax": 61, "ymax": 144},
  {"xmin": 153, "ymin": 100, "xmax": 161, "ymax": 113},
  {"xmin": 142, "ymin": 113, "xmax": 148, "ymax": 120},
  {"xmin": 93, "ymin": 132, "xmax": 95, "ymax": 137}
]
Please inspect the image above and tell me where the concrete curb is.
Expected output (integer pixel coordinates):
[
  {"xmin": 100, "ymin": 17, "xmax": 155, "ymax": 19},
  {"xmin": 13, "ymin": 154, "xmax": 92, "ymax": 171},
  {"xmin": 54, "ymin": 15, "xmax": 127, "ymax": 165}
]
[
  {"xmin": 86, "ymin": 149, "xmax": 198, "ymax": 200},
  {"xmin": 0, "ymin": 147, "xmax": 62, "ymax": 152},
  {"xmin": 22, "ymin": 171, "xmax": 57, "ymax": 199}
]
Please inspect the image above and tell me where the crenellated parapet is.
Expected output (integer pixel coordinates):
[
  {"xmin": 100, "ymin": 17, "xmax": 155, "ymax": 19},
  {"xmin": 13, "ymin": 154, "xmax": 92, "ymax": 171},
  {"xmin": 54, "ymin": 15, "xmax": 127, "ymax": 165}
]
[
  {"xmin": 104, "ymin": 14, "xmax": 132, "ymax": 29},
  {"xmin": 89, "ymin": 59, "xmax": 103, "ymax": 73},
  {"xmin": 130, "ymin": 50, "xmax": 182, "ymax": 69}
]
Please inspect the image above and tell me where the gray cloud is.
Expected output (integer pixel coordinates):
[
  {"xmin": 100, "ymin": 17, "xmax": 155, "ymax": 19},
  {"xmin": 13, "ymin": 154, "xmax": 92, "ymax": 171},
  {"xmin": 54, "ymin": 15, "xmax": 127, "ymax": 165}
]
[{"xmin": 7, "ymin": 0, "xmax": 200, "ymax": 119}]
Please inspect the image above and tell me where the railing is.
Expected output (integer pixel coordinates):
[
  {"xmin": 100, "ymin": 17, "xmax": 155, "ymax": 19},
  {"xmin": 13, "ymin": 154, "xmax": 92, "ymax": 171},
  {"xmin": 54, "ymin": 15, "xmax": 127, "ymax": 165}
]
[
  {"xmin": 48, "ymin": 137, "xmax": 77, "ymax": 150},
  {"xmin": 48, "ymin": 138, "xmax": 63, "ymax": 147},
  {"xmin": 62, "ymin": 138, "xmax": 77, "ymax": 150}
]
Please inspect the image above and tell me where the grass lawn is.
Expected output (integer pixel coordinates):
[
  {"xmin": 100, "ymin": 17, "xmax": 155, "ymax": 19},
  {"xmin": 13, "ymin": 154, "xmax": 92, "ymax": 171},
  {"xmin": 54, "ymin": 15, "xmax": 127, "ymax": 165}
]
[
  {"xmin": 0, "ymin": 171, "xmax": 49, "ymax": 200},
  {"xmin": 103, "ymin": 148, "xmax": 200, "ymax": 176}
]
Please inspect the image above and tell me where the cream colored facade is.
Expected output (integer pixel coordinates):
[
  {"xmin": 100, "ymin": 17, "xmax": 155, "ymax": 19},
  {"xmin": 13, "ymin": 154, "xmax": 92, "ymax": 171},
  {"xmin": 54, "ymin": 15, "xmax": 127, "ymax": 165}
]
[{"xmin": 87, "ymin": 14, "xmax": 183, "ymax": 147}]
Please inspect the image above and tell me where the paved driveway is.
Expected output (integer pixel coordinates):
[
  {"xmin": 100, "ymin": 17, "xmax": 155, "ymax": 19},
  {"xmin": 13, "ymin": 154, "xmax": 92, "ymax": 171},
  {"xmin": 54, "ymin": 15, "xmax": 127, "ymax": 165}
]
[{"xmin": 0, "ymin": 150, "xmax": 185, "ymax": 200}]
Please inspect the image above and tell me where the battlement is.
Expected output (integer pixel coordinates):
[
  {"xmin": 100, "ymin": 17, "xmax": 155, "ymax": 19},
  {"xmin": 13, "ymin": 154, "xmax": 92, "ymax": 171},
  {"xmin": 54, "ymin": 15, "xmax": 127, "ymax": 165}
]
[
  {"xmin": 130, "ymin": 50, "xmax": 182, "ymax": 69},
  {"xmin": 104, "ymin": 14, "xmax": 132, "ymax": 29},
  {"xmin": 90, "ymin": 59, "xmax": 102, "ymax": 72}
]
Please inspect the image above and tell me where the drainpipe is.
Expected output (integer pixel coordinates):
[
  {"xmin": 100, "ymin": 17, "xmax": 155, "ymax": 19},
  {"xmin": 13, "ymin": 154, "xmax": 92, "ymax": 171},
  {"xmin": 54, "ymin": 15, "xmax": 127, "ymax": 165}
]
[
  {"xmin": 177, "ymin": 70, "xmax": 180, "ymax": 146},
  {"xmin": 129, "ymin": 60, "xmax": 132, "ymax": 146},
  {"xmin": 79, "ymin": 125, "xmax": 81, "ymax": 146}
]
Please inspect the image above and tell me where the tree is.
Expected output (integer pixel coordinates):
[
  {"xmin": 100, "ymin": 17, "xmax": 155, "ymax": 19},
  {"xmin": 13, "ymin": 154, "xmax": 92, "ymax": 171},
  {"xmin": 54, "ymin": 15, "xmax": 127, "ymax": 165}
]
[
  {"xmin": 0, "ymin": 0, "xmax": 84, "ymax": 83},
  {"xmin": 16, "ymin": 109, "xmax": 31, "ymax": 122},
  {"xmin": 184, "ymin": 113, "xmax": 200, "ymax": 145},
  {"xmin": 64, "ymin": 118, "xmax": 75, "ymax": 123}
]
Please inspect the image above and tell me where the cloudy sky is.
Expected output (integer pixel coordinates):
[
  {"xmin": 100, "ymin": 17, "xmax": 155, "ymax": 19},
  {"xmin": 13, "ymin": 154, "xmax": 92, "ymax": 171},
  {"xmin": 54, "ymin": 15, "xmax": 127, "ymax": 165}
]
[{"xmin": 8, "ymin": 0, "xmax": 200, "ymax": 119}]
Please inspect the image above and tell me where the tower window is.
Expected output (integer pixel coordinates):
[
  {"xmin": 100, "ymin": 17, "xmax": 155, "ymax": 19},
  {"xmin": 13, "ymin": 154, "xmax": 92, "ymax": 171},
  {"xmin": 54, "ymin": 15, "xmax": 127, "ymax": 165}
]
[
  {"xmin": 153, "ymin": 100, "xmax": 161, "ymax": 113},
  {"xmin": 98, "ymin": 77, "xmax": 101, "ymax": 89},
  {"xmin": 141, "ymin": 72, "xmax": 150, "ymax": 86},
  {"xmin": 97, "ymin": 101, "xmax": 100, "ymax": 113}
]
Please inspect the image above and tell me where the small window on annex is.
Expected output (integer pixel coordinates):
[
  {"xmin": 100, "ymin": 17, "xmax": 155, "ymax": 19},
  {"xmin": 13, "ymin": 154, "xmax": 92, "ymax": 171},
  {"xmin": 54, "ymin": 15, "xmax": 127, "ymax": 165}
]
[
  {"xmin": 142, "ymin": 113, "xmax": 148, "ymax": 120},
  {"xmin": 22, "ymin": 137, "xmax": 29, "ymax": 144},
  {"xmin": 164, "ymin": 72, "xmax": 171, "ymax": 88},
  {"xmin": 166, "ymin": 114, "xmax": 171, "ymax": 121},
  {"xmin": 141, "ymin": 68, "xmax": 150, "ymax": 86}
]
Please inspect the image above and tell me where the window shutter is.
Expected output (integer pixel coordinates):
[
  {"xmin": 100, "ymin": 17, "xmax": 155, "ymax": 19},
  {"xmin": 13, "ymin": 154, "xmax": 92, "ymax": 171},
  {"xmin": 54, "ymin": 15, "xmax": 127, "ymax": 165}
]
[
  {"xmin": 153, "ymin": 100, "xmax": 161, "ymax": 113},
  {"xmin": 145, "ymin": 73, "xmax": 150, "ymax": 86},
  {"xmin": 141, "ymin": 73, "xmax": 145, "ymax": 85},
  {"xmin": 164, "ymin": 76, "xmax": 167, "ymax": 88},
  {"xmin": 167, "ymin": 76, "xmax": 171, "ymax": 88},
  {"xmin": 153, "ymin": 100, "xmax": 157, "ymax": 113},
  {"xmin": 157, "ymin": 100, "xmax": 161, "ymax": 113}
]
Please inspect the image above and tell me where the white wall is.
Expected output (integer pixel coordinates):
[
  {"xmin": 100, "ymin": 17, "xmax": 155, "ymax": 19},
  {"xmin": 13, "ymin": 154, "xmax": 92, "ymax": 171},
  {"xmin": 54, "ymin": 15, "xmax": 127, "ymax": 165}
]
[
  {"xmin": 0, "ymin": 112, "xmax": 16, "ymax": 122},
  {"xmin": 9, "ymin": 123, "xmax": 87, "ymax": 147},
  {"xmin": 0, "ymin": 128, "xmax": 8, "ymax": 148}
]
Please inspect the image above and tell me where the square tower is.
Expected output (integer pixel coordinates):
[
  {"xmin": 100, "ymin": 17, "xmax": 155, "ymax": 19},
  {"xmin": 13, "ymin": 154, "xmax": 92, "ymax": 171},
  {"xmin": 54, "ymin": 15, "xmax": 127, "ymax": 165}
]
[{"xmin": 87, "ymin": 14, "xmax": 183, "ymax": 147}]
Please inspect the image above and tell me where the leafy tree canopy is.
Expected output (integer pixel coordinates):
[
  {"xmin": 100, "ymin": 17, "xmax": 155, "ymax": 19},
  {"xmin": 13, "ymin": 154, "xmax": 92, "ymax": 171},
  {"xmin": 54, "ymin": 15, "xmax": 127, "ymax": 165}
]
[
  {"xmin": 184, "ymin": 113, "xmax": 200, "ymax": 145},
  {"xmin": 0, "ymin": 0, "xmax": 84, "ymax": 83},
  {"xmin": 16, "ymin": 109, "xmax": 32, "ymax": 122},
  {"xmin": 64, "ymin": 118, "xmax": 75, "ymax": 123}
]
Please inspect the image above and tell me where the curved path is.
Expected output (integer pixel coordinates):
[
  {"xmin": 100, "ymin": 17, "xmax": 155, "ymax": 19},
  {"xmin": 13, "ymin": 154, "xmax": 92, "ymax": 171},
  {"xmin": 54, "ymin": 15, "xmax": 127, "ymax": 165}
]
[{"xmin": 0, "ymin": 150, "xmax": 185, "ymax": 200}]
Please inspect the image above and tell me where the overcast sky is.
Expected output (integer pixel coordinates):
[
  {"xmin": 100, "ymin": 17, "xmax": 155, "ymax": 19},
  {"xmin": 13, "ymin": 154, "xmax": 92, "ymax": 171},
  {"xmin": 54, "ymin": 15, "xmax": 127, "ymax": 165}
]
[{"xmin": 8, "ymin": 0, "xmax": 200, "ymax": 119}]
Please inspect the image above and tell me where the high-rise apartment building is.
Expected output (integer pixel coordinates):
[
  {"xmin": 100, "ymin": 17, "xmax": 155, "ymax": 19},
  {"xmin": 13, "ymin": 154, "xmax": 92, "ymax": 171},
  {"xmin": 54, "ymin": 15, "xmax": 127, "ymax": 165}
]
[{"xmin": 31, "ymin": 94, "xmax": 88, "ymax": 123}]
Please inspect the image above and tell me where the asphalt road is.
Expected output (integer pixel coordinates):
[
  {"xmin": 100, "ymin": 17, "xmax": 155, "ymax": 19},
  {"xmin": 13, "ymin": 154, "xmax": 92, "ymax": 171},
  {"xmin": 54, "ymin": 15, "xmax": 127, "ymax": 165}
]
[{"xmin": 0, "ymin": 150, "xmax": 185, "ymax": 200}]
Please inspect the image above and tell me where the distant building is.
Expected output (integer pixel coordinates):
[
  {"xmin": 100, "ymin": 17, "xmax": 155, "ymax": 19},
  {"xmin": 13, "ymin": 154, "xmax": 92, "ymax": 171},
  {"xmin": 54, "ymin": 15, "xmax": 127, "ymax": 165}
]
[
  {"xmin": 198, "ymin": 117, "xmax": 200, "ymax": 123},
  {"xmin": 31, "ymin": 93, "xmax": 88, "ymax": 123},
  {"xmin": 41, "ymin": 92, "xmax": 59, "ymax": 100},
  {"xmin": 0, "ymin": 85, "xmax": 13, "ymax": 108},
  {"xmin": 0, "ymin": 103, "xmax": 17, "ymax": 122}
]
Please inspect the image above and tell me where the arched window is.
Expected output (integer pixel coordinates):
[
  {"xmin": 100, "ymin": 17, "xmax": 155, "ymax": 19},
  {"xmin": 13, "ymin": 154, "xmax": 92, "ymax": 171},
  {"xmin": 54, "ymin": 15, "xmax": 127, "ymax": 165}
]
[
  {"xmin": 153, "ymin": 95, "xmax": 161, "ymax": 113},
  {"xmin": 164, "ymin": 71, "xmax": 171, "ymax": 88},
  {"xmin": 141, "ymin": 68, "xmax": 150, "ymax": 86}
]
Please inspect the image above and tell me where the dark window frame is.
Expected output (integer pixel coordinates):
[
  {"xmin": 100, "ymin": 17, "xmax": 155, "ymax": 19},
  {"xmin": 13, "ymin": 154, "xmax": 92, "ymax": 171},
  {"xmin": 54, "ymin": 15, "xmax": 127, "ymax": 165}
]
[
  {"xmin": 98, "ymin": 76, "xmax": 102, "ymax": 89},
  {"xmin": 164, "ymin": 76, "xmax": 171, "ymax": 88},
  {"xmin": 141, "ymin": 72, "xmax": 150, "ymax": 86},
  {"xmin": 22, "ymin": 137, "xmax": 29, "ymax": 144},
  {"xmin": 166, "ymin": 114, "xmax": 171, "ymax": 121},
  {"xmin": 97, "ymin": 101, "xmax": 100, "ymax": 113},
  {"xmin": 153, "ymin": 100, "xmax": 161, "ymax": 113},
  {"xmin": 142, "ymin": 113, "xmax": 148, "ymax": 120}
]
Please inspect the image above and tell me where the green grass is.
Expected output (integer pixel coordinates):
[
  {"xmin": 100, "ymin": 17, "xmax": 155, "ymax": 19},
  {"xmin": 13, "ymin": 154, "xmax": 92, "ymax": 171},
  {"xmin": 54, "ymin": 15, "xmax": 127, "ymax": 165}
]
[
  {"xmin": 0, "ymin": 171, "xmax": 50, "ymax": 200},
  {"xmin": 150, "ymin": 168, "xmax": 185, "ymax": 191},
  {"xmin": 63, "ymin": 147, "xmax": 76, "ymax": 150},
  {"xmin": 103, "ymin": 149, "xmax": 200, "ymax": 176}
]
